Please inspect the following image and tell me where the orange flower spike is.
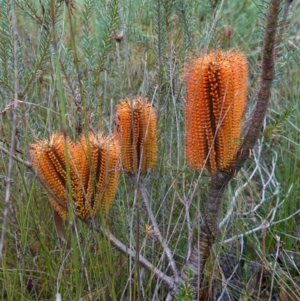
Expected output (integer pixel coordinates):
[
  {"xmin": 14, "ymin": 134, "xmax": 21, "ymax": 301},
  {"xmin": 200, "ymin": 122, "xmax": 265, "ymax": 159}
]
[
  {"xmin": 227, "ymin": 52, "xmax": 248, "ymax": 140},
  {"xmin": 31, "ymin": 132, "xmax": 119, "ymax": 220},
  {"xmin": 186, "ymin": 55, "xmax": 216, "ymax": 171},
  {"xmin": 71, "ymin": 136, "xmax": 92, "ymax": 219},
  {"xmin": 140, "ymin": 102, "xmax": 158, "ymax": 172},
  {"xmin": 88, "ymin": 133, "xmax": 120, "ymax": 212},
  {"xmin": 96, "ymin": 134, "xmax": 120, "ymax": 211},
  {"xmin": 114, "ymin": 100, "xmax": 135, "ymax": 172},
  {"xmin": 30, "ymin": 133, "xmax": 73, "ymax": 219},
  {"xmin": 185, "ymin": 50, "xmax": 248, "ymax": 173},
  {"xmin": 212, "ymin": 56, "xmax": 234, "ymax": 170},
  {"xmin": 72, "ymin": 133, "xmax": 120, "ymax": 217},
  {"xmin": 216, "ymin": 52, "xmax": 248, "ymax": 170},
  {"xmin": 115, "ymin": 98, "xmax": 157, "ymax": 174}
]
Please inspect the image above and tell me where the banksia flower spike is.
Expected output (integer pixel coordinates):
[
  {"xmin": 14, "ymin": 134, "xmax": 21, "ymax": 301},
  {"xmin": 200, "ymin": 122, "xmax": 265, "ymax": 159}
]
[
  {"xmin": 72, "ymin": 132, "xmax": 120, "ymax": 217},
  {"xmin": 31, "ymin": 132, "xmax": 120, "ymax": 219},
  {"xmin": 30, "ymin": 133, "xmax": 73, "ymax": 219},
  {"xmin": 185, "ymin": 50, "xmax": 248, "ymax": 173},
  {"xmin": 114, "ymin": 97, "xmax": 157, "ymax": 174}
]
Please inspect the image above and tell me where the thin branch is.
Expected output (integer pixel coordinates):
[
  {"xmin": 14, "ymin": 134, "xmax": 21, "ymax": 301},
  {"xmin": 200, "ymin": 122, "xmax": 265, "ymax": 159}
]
[
  {"xmin": 84, "ymin": 219, "xmax": 175, "ymax": 291},
  {"xmin": 140, "ymin": 180, "xmax": 179, "ymax": 281},
  {"xmin": 276, "ymin": 0, "xmax": 293, "ymax": 56},
  {"xmin": 220, "ymin": 137, "xmax": 279, "ymax": 229},
  {"xmin": 224, "ymin": 222, "xmax": 271, "ymax": 244},
  {"xmin": 223, "ymin": 184, "xmax": 294, "ymax": 244},
  {"xmin": 73, "ymin": 219, "xmax": 92, "ymax": 296},
  {"xmin": 21, "ymin": 35, "xmax": 51, "ymax": 97},
  {"xmin": 219, "ymin": 164, "xmax": 259, "ymax": 229},
  {"xmin": 242, "ymin": 149, "xmax": 279, "ymax": 216},
  {"xmin": 235, "ymin": 0, "xmax": 282, "ymax": 171},
  {"xmin": 268, "ymin": 235, "xmax": 282, "ymax": 301},
  {"xmin": 0, "ymin": 78, "xmax": 15, "ymax": 94},
  {"xmin": 177, "ymin": 192, "xmax": 193, "ymax": 263},
  {"xmin": 217, "ymin": 236, "xmax": 244, "ymax": 301}
]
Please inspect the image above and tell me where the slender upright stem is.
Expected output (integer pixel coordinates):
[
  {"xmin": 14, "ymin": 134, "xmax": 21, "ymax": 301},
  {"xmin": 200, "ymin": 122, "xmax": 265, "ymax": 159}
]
[
  {"xmin": 135, "ymin": 181, "xmax": 141, "ymax": 301},
  {"xmin": 140, "ymin": 180, "xmax": 180, "ymax": 282}
]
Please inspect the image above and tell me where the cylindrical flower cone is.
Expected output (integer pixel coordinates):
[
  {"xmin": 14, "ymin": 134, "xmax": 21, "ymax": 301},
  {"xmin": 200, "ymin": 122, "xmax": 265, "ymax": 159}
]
[
  {"xmin": 114, "ymin": 97, "xmax": 157, "ymax": 174},
  {"xmin": 30, "ymin": 133, "xmax": 73, "ymax": 219},
  {"xmin": 185, "ymin": 50, "xmax": 248, "ymax": 173},
  {"xmin": 72, "ymin": 132, "xmax": 120, "ymax": 218},
  {"xmin": 31, "ymin": 132, "xmax": 120, "ymax": 219}
]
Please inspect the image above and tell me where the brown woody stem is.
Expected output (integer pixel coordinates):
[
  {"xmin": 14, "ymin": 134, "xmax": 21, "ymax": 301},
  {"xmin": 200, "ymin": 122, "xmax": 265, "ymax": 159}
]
[{"xmin": 236, "ymin": 0, "xmax": 282, "ymax": 170}]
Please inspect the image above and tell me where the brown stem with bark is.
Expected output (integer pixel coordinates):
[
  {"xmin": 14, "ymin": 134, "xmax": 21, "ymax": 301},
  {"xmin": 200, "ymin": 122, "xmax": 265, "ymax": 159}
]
[
  {"xmin": 185, "ymin": 172, "xmax": 230, "ymax": 293},
  {"xmin": 184, "ymin": 0, "xmax": 283, "ymax": 295}
]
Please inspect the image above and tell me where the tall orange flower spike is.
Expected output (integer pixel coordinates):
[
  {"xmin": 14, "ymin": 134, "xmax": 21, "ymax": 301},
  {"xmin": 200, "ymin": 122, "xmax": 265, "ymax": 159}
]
[
  {"xmin": 30, "ymin": 133, "xmax": 73, "ymax": 219},
  {"xmin": 31, "ymin": 132, "xmax": 120, "ymax": 219},
  {"xmin": 72, "ymin": 132, "xmax": 120, "ymax": 217},
  {"xmin": 114, "ymin": 97, "xmax": 157, "ymax": 174},
  {"xmin": 185, "ymin": 50, "xmax": 248, "ymax": 173}
]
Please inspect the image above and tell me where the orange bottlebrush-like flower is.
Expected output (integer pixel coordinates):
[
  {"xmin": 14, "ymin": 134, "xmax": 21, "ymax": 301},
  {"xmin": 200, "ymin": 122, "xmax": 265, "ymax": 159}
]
[
  {"xmin": 185, "ymin": 50, "xmax": 248, "ymax": 173},
  {"xmin": 72, "ymin": 133, "xmax": 120, "ymax": 217},
  {"xmin": 30, "ymin": 133, "xmax": 73, "ymax": 219},
  {"xmin": 114, "ymin": 98, "xmax": 157, "ymax": 174},
  {"xmin": 30, "ymin": 132, "xmax": 120, "ymax": 219}
]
